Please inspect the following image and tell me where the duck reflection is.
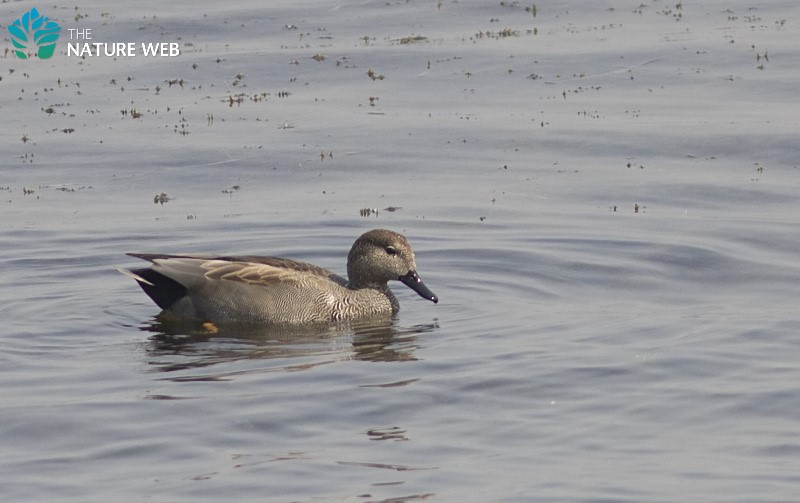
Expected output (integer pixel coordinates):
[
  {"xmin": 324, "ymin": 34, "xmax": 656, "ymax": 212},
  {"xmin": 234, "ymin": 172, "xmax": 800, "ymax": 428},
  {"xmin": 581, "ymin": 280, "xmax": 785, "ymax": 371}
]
[{"xmin": 141, "ymin": 314, "xmax": 438, "ymax": 373}]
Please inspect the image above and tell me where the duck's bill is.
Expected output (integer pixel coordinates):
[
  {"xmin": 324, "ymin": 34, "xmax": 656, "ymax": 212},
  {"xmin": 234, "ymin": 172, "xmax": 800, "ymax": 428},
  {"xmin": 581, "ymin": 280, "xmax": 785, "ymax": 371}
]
[{"xmin": 399, "ymin": 270, "xmax": 439, "ymax": 304}]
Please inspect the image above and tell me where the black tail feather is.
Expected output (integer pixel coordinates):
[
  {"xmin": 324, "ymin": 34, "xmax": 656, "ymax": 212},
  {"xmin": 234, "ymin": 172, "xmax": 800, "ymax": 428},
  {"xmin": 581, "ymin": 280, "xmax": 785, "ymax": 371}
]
[{"xmin": 130, "ymin": 267, "xmax": 187, "ymax": 310}]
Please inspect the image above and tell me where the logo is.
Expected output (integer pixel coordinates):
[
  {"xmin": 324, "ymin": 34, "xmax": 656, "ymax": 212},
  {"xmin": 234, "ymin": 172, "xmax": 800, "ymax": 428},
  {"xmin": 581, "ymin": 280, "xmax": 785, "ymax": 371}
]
[{"xmin": 7, "ymin": 7, "xmax": 61, "ymax": 60}]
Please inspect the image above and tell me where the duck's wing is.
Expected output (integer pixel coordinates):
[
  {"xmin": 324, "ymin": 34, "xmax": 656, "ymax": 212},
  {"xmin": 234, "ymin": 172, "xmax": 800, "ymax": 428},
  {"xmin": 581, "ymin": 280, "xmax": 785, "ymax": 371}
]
[{"xmin": 127, "ymin": 253, "xmax": 347, "ymax": 288}]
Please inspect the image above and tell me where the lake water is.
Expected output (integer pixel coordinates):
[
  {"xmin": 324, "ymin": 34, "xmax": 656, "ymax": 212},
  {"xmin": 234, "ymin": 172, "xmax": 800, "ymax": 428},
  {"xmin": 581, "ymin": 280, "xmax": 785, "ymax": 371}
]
[{"xmin": 2, "ymin": 0, "xmax": 800, "ymax": 501}]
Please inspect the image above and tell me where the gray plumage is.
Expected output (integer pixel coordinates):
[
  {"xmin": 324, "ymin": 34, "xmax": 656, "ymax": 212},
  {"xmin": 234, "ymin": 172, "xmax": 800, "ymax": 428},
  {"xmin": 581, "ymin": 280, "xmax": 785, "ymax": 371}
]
[{"xmin": 119, "ymin": 229, "xmax": 438, "ymax": 324}]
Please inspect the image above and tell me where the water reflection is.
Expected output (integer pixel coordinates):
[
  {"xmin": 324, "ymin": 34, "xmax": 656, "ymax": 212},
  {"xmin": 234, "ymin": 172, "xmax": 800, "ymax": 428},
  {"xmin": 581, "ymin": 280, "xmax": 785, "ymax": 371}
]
[{"xmin": 141, "ymin": 314, "xmax": 438, "ymax": 373}]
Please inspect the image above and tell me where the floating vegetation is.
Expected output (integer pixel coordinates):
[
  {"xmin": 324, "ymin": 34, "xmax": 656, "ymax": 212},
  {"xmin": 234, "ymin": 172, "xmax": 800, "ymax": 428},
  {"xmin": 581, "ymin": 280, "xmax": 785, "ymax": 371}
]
[
  {"xmin": 359, "ymin": 206, "xmax": 401, "ymax": 217},
  {"xmin": 367, "ymin": 68, "xmax": 385, "ymax": 81},
  {"xmin": 55, "ymin": 185, "xmax": 93, "ymax": 192},
  {"xmin": 224, "ymin": 92, "xmax": 269, "ymax": 106},
  {"xmin": 120, "ymin": 108, "xmax": 143, "ymax": 119},
  {"xmin": 335, "ymin": 55, "xmax": 354, "ymax": 68},
  {"xmin": 154, "ymin": 192, "xmax": 171, "ymax": 205},
  {"xmin": 474, "ymin": 29, "xmax": 515, "ymax": 39},
  {"xmin": 755, "ymin": 48, "xmax": 769, "ymax": 70},
  {"xmin": 174, "ymin": 119, "xmax": 190, "ymax": 135},
  {"xmin": 398, "ymin": 35, "xmax": 427, "ymax": 45},
  {"xmin": 656, "ymin": 1, "xmax": 682, "ymax": 20},
  {"xmin": 498, "ymin": 1, "xmax": 537, "ymax": 16},
  {"xmin": 608, "ymin": 203, "xmax": 646, "ymax": 213}
]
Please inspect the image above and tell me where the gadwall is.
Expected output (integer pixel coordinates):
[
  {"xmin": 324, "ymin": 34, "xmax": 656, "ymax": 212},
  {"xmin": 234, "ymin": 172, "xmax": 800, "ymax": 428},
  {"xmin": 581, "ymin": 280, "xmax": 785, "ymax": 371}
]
[{"xmin": 120, "ymin": 229, "xmax": 438, "ymax": 324}]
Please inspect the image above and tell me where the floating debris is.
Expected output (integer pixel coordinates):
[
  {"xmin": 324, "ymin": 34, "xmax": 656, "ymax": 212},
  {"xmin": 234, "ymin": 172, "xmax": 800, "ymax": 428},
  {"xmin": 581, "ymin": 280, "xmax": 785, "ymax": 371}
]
[
  {"xmin": 367, "ymin": 68, "xmax": 385, "ymax": 81},
  {"xmin": 367, "ymin": 427, "xmax": 408, "ymax": 442},
  {"xmin": 474, "ymin": 28, "xmax": 520, "ymax": 40},
  {"xmin": 398, "ymin": 35, "xmax": 427, "ymax": 45},
  {"xmin": 311, "ymin": 53, "xmax": 326, "ymax": 62},
  {"xmin": 154, "ymin": 192, "xmax": 171, "ymax": 205}
]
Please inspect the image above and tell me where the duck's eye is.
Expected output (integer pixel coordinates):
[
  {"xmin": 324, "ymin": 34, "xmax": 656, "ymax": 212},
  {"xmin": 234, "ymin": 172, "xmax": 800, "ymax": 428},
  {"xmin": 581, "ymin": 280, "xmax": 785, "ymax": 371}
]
[{"xmin": 385, "ymin": 246, "xmax": 398, "ymax": 256}]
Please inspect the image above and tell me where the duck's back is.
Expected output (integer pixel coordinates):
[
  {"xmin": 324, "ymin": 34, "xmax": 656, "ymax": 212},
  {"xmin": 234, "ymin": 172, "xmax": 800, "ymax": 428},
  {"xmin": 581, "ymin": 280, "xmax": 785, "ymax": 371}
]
[{"xmin": 127, "ymin": 254, "xmax": 393, "ymax": 324}]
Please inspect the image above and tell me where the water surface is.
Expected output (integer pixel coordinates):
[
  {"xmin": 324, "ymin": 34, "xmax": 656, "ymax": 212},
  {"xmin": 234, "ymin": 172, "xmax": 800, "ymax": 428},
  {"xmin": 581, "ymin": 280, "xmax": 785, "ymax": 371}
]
[{"xmin": 2, "ymin": 1, "xmax": 800, "ymax": 501}]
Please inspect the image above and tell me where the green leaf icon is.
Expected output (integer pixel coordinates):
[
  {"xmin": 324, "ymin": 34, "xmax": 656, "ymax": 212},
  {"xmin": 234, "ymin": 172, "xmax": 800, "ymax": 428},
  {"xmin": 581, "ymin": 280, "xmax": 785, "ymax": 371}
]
[{"xmin": 7, "ymin": 7, "xmax": 61, "ymax": 60}]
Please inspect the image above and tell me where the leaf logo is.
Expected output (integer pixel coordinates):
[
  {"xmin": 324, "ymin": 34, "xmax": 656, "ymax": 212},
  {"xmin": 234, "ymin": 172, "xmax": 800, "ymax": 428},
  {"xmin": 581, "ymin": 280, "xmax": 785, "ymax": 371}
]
[{"xmin": 7, "ymin": 7, "xmax": 61, "ymax": 60}]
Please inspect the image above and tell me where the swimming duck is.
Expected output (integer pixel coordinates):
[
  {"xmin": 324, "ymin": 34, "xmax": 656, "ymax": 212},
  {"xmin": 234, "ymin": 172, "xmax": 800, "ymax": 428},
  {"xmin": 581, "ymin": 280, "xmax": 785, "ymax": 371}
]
[{"xmin": 120, "ymin": 229, "xmax": 438, "ymax": 324}]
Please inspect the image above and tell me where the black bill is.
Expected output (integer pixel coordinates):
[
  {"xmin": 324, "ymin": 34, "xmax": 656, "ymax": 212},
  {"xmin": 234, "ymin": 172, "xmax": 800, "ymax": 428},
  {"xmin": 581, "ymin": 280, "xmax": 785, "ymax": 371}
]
[{"xmin": 399, "ymin": 270, "xmax": 439, "ymax": 303}]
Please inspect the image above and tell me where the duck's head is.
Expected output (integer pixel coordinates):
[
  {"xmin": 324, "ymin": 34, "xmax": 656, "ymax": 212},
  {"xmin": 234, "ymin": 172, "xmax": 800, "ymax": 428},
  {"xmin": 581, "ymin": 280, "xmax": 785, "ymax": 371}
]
[{"xmin": 347, "ymin": 229, "xmax": 438, "ymax": 303}]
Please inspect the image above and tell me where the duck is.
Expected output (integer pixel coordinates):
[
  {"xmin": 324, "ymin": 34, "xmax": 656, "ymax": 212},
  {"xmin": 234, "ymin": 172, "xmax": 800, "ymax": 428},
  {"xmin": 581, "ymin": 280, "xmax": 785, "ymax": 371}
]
[{"xmin": 119, "ymin": 229, "xmax": 438, "ymax": 324}]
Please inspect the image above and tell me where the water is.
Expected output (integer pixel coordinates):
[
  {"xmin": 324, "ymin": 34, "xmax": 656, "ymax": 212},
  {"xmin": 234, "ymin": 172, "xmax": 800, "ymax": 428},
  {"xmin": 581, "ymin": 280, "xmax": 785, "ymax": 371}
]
[{"xmin": 2, "ymin": 0, "xmax": 800, "ymax": 501}]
